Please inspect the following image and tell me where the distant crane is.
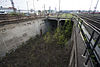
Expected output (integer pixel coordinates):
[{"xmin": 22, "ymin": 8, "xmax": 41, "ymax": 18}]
[
  {"xmin": 93, "ymin": 0, "xmax": 99, "ymax": 13},
  {"xmin": 10, "ymin": 0, "xmax": 16, "ymax": 12}
]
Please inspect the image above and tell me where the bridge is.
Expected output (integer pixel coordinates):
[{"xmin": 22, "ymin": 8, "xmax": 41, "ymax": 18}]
[
  {"xmin": 46, "ymin": 17, "xmax": 68, "ymax": 21},
  {"xmin": 47, "ymin": 15, "xmax": 100, "ymax": 67}
]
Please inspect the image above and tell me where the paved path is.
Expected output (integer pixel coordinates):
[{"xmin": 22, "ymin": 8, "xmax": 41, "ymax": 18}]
[{"xmin": 73, "ymin": 19, "xmax": 92, "ymax": 67}]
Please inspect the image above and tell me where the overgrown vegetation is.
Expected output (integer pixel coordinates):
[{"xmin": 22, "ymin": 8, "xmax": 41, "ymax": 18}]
[
  {"xmin": 0, "ymin": 19, "xmax": 73, "ymax": 67},
  {"xmin": 44, "ymin": 19, "xmax": 73, "ymax": 46},
  {"xmin": 9, "ymin": 12, "xmax": 25, "ymax": 16},
  {"xmin": 60, "ymin": 13, "xmax": 73, "ymax": 18}
]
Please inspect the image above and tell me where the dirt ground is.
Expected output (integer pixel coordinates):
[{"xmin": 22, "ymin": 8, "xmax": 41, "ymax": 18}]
[{"xmin": 0, "ymin": 17, "xmax": 73, "ymax": 67}]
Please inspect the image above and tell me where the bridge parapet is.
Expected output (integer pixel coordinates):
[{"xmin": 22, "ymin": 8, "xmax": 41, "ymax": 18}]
[{"xmin": 45, "ymin": 16, "xmax": 70, "ymax": 21}]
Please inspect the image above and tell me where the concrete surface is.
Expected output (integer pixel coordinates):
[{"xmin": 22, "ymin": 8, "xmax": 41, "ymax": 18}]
[
  {"xmin": 69, "ymin": 18, "xmax": 92, "ymax": 67},
  {"xmin": 0, "ymin": 18, "xmax": 48, "ymax": 57}
]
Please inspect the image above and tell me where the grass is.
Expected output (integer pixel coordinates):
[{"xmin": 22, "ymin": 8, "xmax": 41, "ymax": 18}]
[
  {"xmin": 60, "ymin": 13, "xmax": 73, "ymax": 18},
  {"xmin": 49, "ymin": 13, "xmax": 73, "ymax": 19}
]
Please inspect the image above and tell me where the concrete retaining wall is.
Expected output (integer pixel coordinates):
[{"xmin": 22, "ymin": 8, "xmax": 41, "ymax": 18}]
[{"xmin": 0, "ymin": 18, "xmax": 49, "ymax": 57}]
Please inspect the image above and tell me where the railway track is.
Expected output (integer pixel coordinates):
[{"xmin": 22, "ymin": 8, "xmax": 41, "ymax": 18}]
[
  {"xmin": 77, "ymin": 14, "xmax": 100, "ymax": 32},
  {"xmin": 79, "ymin": 14, "xmax": 100, "ymax": 21},
  {"xmin": 0, "ymin": 17, "xmax": 44, "ymax": 26},
  {"xmin": 76, "ymin": 14, "xmax": 100, "ymax": 67}
]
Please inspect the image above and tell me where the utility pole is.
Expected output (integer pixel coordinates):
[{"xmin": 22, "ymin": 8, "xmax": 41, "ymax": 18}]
[
  {"xmin": 44, "ymin": 4, "xmax": 45, "ymax": 12},
  {"xmin": 33, "ymin": 0, "xmax": 35, "ymax": 13},
  {"xmin": 10, "ymin": 0, "xmax": 16, "ymax": 12},
  {"xmin": 59, "ymin": 0, "xmax": 61, "ymax": 12},
  {"xmin": 55, "ymin": 7, "xmax": 57, "ymax": 12},
  {"xmin": 49, "ymin": 6, "xmax": 51, "ymax": 13},
  {"xmin": 26, "ymin": 1, "xmax": 29, "ymax": 14},
  {"xmin": 57, "ymin": 0, "xmax": 61, "ymax": 17},
  {"xmin": 57, "ymin": 0, "xmax": 61, "ymax": 27},
  {"xmin": 89, "ymin": 0, "xmax": 93, "ymax": 13},
  {"xmin": 44, "ymin": 4, "xmax": 45, "ymax": 16}
]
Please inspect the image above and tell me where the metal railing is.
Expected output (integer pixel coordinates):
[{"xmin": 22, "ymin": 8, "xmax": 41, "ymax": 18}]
[{"xmin": 75, "ymin": 14, "xmax": 100, "ymax": 67}]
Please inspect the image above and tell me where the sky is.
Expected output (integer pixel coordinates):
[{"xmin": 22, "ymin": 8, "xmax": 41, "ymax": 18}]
[{"xmin": 0, "ymin": 0, "xmax": 100, "ymax": 11}]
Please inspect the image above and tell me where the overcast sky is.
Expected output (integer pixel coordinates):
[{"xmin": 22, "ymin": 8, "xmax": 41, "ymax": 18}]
[{"xmin": 0, "ymin": 0, "xmax": 100, "ymax": 11}]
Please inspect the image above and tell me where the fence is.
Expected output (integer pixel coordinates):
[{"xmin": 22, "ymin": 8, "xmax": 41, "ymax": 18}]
[{"xmin": 75, "ymin": 15, "xmax": 100, "ymax": 67}]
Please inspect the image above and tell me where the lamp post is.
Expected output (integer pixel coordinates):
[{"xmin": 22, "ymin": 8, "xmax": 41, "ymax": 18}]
[{"xmin": 88, "ymin": 0, "xmax": 93, "ymax": 13}]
